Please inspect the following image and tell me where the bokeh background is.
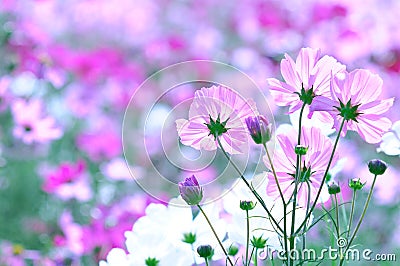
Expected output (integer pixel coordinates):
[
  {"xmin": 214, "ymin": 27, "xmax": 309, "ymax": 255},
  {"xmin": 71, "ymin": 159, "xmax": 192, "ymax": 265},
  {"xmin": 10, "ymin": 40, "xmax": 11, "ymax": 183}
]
[{"xmin": 0, "ymin": 0, "xmax": 399, "ymax": 265}]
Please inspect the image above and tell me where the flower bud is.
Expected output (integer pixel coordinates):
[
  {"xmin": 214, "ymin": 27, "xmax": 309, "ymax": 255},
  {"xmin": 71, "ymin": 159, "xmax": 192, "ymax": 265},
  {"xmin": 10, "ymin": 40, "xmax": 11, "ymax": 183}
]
[
  {"xmin": 179, "ymin": 175, "xmax": 203, "ymax": 205},
  {"xmin": 145, "ymin": 257, "xmax": 160, "ymax": 266},
  {"xmin": 367, "ymin": 159, "xmax": 387, "ymax": 175},
  {"xmin": 245, "ymin": 115, "xmax": 272, "ymax": 144},
  {"xmin": 295, "ymin": 145, "xmax": 308, "ymax": 155},
  {"xmin": 328, "ymin": 181, "xmax": 341, "ymax": 195},
  {"xmin": 348, "ymin": 178, "xmax": 364, "ymax": 191},
  {"xmin": 228, "ymin": 244, "xmax": 239, "ymax": 256},
  {"xmin": 182, "ymin": 232, "xmax": 196, "ymax": 244},
  {"xmin": 251, "ymin": 236, "xmax": 268, "ymax": 249},
  {"xmin": 240, "ymin": 200, "xmax": 255, "ymax": 211},
  {"xmin": 197, "ymin": 245, "xmax": 213, "ymax": 258}
]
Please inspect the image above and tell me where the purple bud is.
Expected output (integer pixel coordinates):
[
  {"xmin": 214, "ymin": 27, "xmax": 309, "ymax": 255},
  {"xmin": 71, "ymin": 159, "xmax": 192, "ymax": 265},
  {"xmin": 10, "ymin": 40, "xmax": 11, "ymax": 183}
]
[
  {"xmin": 245, "ymin": 115, "xmax": 271, "ymax": 145},
  {"xmin": 178, "ymin": 175, "xmax": 203, "ymax": 205}
]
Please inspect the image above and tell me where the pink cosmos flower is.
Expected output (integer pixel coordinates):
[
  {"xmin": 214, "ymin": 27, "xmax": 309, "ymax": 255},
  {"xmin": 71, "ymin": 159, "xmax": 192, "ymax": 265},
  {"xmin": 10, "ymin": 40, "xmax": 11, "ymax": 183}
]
[
  {"xmin": 310, "ymin": 69, "xmax": 394, "ymax": 144},
  {"xmin": 267, "ymin": 47, "xmax": 345, "ymax": 113},
  {"xmin": 12, "ymin": 99, "xmax": 62, "ymax": 144},
  {"xmin": 81, "ymin": 195, "xmax": 152, "ymax": 259},
  {"xmin": 42, "ymin": 160, "xmax": 92, "ymax": 201},
  {"xmin": 58, "ymin": 211, "xmax": 85, "ymax": 256},
  {"xmin": 76, "ymin": 128, "xmax": 122, "ymax": 162},
  {"xmin": 264, "ymin": 126, "xmax": 337, "ymax": 207},
  {"xmin": 176, "ymin": 85, "xmax": 258, "ymax": 154}
]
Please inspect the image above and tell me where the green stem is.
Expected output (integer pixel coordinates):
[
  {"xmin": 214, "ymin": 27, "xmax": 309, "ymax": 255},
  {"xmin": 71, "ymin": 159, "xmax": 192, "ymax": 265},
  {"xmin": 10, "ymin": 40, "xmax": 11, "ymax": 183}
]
[
  {"xmin": 216, "ymin": 138, "xmax": 284, "ymax": 234},
  {"xmin": 197, "ymin": 205, "xmax": 233, "ymax": 266},
  {"xmin": 339, "ymin": 174, "xmax": 378, "ymax": 266},
  {"xmin": 263, "ymin": 143, "xmax": 289, "ymax": 258},
  {"xmin": 302, "ymin": 181, "xmax": 312, "ymax": 250},
  {"xmin": 347, "ymin": 190, "xmax": 356, "ymax": 239},
  {"xmin": 263, "ymin": 143, "xmax": 285, "ymax": 205},
  {"xmin": 245, "ymin": 209, "xmax": 250, "ymax": 266},
  {"xmin": 289, "ymin": 103, "xmax": 306, "ymax": 266},
  {"xmin": 295, "ymin": 118, "xmax": 346, "ymax": 235},
  {"xmin": 204, "ymin": 257, "xmax": 209, "ymax": 266},
  {"xmin": 335, "ymin": 194, "xmax": 340, "ymax": 238},
  {"xmin": 297, "ymin": 103, "xmax": 306, "ymax": 144},
  {"xmin": 253, "ymin": 247, "xmax": 258, "ymax": 266},
  {"xmin": 289, "ymin": 153, "xmax": 301, "ymax": 266}
]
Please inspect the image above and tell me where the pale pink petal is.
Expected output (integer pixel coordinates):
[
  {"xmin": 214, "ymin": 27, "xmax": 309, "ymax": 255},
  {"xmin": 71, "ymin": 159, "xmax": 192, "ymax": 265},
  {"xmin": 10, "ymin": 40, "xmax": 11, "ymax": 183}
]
[
  {"xmin": 281, "ymin": 54, "xmax": 301, "ymax": 90},
  {"xmin": 288, "ymin": 101, "xmax": 304, "ymax": 114},
  {"xmin": 219, "ymin": 129, "xmax": 248, "ymax": 154},
  {"xmin": 267, "ymin": 78, "xmax": 299, "ymax": 106},
  {"xmin": 176, "ymin": 118, "xmax": 216, "ymax": 151},
  {"xmin": 309, "ymin": 95, "xmax": 336, "ymax": 113},
  {"xmin": 352, "ymin": 116, "xmax": 392, "ymax": 144},
  {"xmin": 359, "ymin": 98, "xmax": 394, "ymax": 115},
  {"xmin": 349, "ymin": 69, "xmax": 383, "ymax": 104},
  {"xmin": 312, "ymin": 55, "xmax": 346, "ymax": 96},
  {"xmin": 295, "ymin": 48, "xmax": 320, "ymax": 89}
]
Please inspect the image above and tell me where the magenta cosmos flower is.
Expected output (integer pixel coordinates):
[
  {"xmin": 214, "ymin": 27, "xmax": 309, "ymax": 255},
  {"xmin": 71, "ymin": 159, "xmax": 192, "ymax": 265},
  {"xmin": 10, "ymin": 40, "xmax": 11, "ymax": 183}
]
[
  {"xmin": 267, "ymin": 47, "xmax": 345, "ymax": 113},
  {"xmin": 310, "ymin": 69, "xmax": 394, "ymax": 144},
  {"xmin": 176, "ymin": 85, "xmax": 258, "ymax": 154},
  {"xmin": 264, "ymin": 126, "xmax": 337, "ymax": 207}
]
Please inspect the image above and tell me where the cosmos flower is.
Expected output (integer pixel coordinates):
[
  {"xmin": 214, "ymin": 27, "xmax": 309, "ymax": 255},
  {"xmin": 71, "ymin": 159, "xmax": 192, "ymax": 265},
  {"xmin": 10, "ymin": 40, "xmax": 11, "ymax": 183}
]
[
  {"xmin": 267, "ymin": 47, "xmax": 345, "ymax": 113},
  {"xmin": 176, "ymin": 85, "xmax": 258, "ymax": 154},
  {"xmin": 264, "ymin": 126, "xmax": 337, "ymax": 207},
  {"xmin": 378, "ymin": 120, "xmax": 400, "ymax": 156},
  {"xmin": 11, "ymin": 99, "xmax": 62, "ymax": 144},
  {"xmin": 310, "ymin": 69, "xmax": 394, "ymax": 144},
  {"xmin": 120, "ymin": 197, "xmax": 228, "ymax": 265},
  {"xmin": 42, "ymin": 160, "xmax": 92, "ymax": 202},
  {"xmin": 99, "ymin": 248, "xmax": 131, "ymax": 266}
]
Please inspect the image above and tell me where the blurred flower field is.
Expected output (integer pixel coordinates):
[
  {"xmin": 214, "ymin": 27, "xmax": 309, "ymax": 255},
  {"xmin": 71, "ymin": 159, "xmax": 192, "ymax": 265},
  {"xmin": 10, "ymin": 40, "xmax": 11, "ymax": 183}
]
[{"xmin": 0, "ymin": 0, "xmax": 399, "ymax": 265}]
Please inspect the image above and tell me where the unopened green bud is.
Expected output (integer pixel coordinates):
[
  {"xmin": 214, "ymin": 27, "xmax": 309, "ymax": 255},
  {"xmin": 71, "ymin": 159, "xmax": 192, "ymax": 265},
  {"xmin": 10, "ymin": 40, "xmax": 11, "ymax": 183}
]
[
  {"xmin": 328, "ymin": 181, "xmax": 341, "ymax": 195},
  {"xmin": 295, "ymin": 145, "xmax": 308, "ymax": 155},
  {"xmin": 251, "ymin": 236, "xmax": 268, "ymax": 249},
  {"xmin": 182, "ymin": 232, "xmax": 196, "ymax": 244},
  {"xmin": 145, "ymin": 257, "xmax": 159, "ymax": 266},
  {"xmin": 228, "ymin": 244, "xmax": 239, "ymax": 256},
  {"xmin": 197, "ymin": 245, "xmax": 213, "ymax": 258},
  {"xmin": 348, "ymin": 178, "xmax": 365, "ymax": 191},
  {"xmin": 240, "ymin": 200, "xmax": 255, "ymax": 211},
  {"xmin": 367, "ymin": 159, "xmax": 387, "ymax": 176}
]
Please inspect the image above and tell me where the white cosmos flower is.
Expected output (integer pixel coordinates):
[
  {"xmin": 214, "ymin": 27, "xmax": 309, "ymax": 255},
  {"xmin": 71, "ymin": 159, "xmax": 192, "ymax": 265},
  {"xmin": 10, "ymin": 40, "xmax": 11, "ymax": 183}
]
[
  {"xmin": 378, "ymin": 120, "xmax": 400, "ymax": 156},
  {"xmin": 101, "ymin": 196, "xmax": 228, "ymax": 266},
  {"xmin": 99, "ymin": 248, "xmax": 132, "ymax": 266}
]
